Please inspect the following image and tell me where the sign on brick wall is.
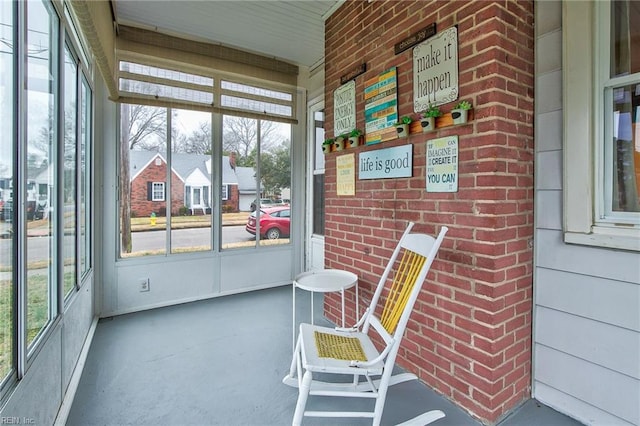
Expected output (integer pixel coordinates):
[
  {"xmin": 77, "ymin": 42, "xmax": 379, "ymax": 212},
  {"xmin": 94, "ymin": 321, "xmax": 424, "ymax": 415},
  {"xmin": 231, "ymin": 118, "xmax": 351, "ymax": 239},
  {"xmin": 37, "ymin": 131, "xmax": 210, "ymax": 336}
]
[
  {"xmin": 413, "ymin": 26, "xmax": 458, "ymax": 112},
  {"xmin": 359, "ymin": 144, "xmax": 412, "ymax": 180},
  {"xmin": 334, "ymin": 80, "xmax": 356, "ymax": 136},
  {"xmin": 364, "ymin": 67, "xmax": 398, "ymax": 145},
  {"xmin": 336, "ymin": 153, "xmax": 355, "ymax": 196},
  {"xmin": 426, "ymin": 136, "xmax": 458, "ymax": 192}
]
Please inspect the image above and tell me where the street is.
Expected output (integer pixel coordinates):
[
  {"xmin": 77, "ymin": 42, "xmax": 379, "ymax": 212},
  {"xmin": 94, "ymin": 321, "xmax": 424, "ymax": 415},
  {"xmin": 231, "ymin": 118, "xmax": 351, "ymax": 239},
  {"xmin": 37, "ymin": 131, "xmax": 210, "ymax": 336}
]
[
  {"xmin": 0, "ymin": 225, "xmax": 259, "ymax": 268},
  {"xmin": 131, "ymin": 225, "xmax": 254, "ymax": 251}
]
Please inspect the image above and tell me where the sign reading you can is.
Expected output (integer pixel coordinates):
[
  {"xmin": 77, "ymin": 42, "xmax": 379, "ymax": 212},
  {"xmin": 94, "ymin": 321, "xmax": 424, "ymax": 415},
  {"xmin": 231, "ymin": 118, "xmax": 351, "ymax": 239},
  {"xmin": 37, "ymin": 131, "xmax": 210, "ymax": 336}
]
[
  {"xmin": 426, "ymin": 136, "xmax": 458, "ymax": 193},
  {"xmin": 334, "ymin": 80, "xmax": 356, "ymax": 136},
  {"xmin": 413, "ymin": 26, "xmax": 458, "ymax": 112}
]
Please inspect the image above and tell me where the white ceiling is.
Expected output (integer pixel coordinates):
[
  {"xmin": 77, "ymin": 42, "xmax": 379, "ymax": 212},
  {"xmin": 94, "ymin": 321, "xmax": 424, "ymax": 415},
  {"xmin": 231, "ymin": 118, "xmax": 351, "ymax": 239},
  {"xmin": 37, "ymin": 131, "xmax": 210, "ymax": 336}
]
[{"xmin": 113, "ymin": 0, "xmax": 343, "ymax": 69}]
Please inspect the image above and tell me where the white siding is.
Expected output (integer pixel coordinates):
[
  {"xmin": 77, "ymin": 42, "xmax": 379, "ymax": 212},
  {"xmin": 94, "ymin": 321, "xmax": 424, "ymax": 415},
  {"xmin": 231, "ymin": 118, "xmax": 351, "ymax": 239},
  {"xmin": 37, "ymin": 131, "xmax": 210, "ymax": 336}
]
[{"xmin": 534, "ymin": 2, "xmax": 640, "ymax": 425}]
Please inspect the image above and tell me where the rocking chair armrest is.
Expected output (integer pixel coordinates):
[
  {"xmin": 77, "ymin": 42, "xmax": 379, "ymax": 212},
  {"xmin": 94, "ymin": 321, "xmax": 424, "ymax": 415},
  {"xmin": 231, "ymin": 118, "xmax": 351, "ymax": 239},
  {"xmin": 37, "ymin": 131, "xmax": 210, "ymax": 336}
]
[
  {"xmin": 348, "ymin": 337, "xmax": 396, "ymax": 368},
  {"xmin": 334, "ymin": 326, "xmax": 358, "ymax": 332},
  {"xmin": 337, "ymin": 307, "xmax": 371, "ymax": 332}
]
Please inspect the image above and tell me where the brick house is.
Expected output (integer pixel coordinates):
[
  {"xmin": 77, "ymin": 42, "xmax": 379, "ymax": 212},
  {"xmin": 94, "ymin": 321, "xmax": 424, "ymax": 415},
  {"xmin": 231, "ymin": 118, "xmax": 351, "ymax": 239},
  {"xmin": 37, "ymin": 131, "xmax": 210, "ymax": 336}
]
[{"xmin": 129, "ymin": 150, "xmax": 242, "ymax": 216}]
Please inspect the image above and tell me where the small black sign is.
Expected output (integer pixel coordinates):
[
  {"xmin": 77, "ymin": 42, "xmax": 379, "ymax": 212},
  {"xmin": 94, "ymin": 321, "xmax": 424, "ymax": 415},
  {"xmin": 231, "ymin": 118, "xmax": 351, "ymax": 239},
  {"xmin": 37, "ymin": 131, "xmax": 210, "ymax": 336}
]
[
  {"xmin": 394, "ymin": 23, "xmax": 437, "ymax": 55},
  {"xmin": 340, "ymin": 63, "xmax": 367, "ymax": 85}
]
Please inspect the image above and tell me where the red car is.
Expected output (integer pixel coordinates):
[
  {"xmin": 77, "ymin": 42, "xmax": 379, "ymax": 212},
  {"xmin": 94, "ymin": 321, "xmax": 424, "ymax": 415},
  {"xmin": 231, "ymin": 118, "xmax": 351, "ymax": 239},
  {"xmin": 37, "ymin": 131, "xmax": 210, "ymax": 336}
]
[{"xmin": 245, "ymin": 206, "xmax": 290, "ymax": 239}]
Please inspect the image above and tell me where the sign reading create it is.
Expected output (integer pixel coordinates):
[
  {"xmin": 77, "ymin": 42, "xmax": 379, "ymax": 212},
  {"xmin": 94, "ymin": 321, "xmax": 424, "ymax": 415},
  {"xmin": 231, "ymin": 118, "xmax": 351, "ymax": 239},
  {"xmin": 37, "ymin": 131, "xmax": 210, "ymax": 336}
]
[
  {"xmin": 413, "ymin": 26, "xmax": 459, "ymax": 112},
  {"xmin": 426, "ymin": 136, "xmax": 458, "ymax": 192}
]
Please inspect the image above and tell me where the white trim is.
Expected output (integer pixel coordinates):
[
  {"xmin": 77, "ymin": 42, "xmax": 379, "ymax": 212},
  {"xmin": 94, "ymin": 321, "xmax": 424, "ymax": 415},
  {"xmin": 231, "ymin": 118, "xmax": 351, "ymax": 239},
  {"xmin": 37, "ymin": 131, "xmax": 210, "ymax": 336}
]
[
  {"xmin": 563, "ymin": 0, "xmax": 594, "ymax": 235},
  {"xmin": 563, "ymin": 0, "xmax": 640, "ymax": 252},
  {"xmin": 53, "ymin": 316, "xmax": 99, "ymax": 426},
  {"xmin": 151, "ymin": 182, "xmax": 165, "ymax": 201},
  {"xmin": 306, "ymin": 96, "xmax": 325, "ymax": 271}
]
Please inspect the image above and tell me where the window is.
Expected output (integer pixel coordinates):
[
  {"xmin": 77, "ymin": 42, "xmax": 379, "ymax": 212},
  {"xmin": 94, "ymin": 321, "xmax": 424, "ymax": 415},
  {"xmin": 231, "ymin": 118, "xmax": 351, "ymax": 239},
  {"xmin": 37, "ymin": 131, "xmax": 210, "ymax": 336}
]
[
  {"xmin": 0, "ymin": 0, "xmax": 93, "ymax": 395},
  {"xmin": 80, "ymin": 74, "xmax": 92, "ymax": 278},
  {"xmin": 312, "ymin": 110, "xmax": 325, "ymax": 236},
  {"xmin": 120, "ymin": 106, "xmax": 214, "ymax": 257},
  {"xmin": 63, "ymin": 43, "xmax": 78, "ymax": 298},
  {"xmin": 220, "ymin": 116, "xmax": 292, "ymax": 249},
  {"xmin": 26, "ymin": 0, "xmax": 58, "ymax": 348},
  {"xmin": 564, "ymin": 0, "xmax": 640, "ymax": 251},
  {"xmin": 119, "ymin": 93, "xmax": 293, "ymax": 255},
  {"xmin": 0, "ymin": 0, "xmax": 14, "ymax": 385},
  {"xmin": 170, "ymin": 109, "xmax": 212, "ymax": 253},
  {"xmin": 602, "ymin": 1, "xmax": 640, "ymax": 219},
  {"xmin": 151, "ymin": 182, "xmax": 165, "ymax": 201}
]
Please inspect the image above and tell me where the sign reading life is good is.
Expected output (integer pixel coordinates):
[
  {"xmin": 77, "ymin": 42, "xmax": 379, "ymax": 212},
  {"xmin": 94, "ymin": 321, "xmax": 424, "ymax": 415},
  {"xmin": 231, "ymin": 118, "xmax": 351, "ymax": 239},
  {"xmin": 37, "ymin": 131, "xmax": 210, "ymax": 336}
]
[
  {"xmin": 426, "ymin": 136, "xmax": 458, "ymax": 192},
  {"xmin": 413, "ymin": 26, "xmax": 458, "ymax": 112},
  {"xmin": 359, "ymin": 145, "xmax": 413, "ymax": 180},
  {"xmin": 334, "ymin": 80, "xmax": 356, "ymax": 136}
]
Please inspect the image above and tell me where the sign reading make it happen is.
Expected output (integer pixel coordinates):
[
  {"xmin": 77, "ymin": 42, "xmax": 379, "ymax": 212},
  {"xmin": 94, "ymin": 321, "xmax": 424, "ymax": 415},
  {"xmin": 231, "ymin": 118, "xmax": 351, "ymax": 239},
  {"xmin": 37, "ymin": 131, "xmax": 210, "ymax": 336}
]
[{"xmin": 413, "ymin": 26, "xmax": 458, "ymax": 112}]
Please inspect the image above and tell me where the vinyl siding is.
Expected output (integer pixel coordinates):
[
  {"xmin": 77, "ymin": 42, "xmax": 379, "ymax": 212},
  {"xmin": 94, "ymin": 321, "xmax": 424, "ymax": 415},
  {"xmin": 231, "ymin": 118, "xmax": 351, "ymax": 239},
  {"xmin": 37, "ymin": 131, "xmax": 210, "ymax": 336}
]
[{"xmin": 533, "ymin": 2, "xmax": 640, "ymax": 425}]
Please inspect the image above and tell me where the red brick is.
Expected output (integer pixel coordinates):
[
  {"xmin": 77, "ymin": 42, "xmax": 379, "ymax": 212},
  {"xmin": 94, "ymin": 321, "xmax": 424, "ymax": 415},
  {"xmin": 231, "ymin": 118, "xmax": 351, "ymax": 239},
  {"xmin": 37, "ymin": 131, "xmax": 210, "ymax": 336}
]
[{"xmin": 325, "ymin": 1, "xmax": 534, "ymax": 423}]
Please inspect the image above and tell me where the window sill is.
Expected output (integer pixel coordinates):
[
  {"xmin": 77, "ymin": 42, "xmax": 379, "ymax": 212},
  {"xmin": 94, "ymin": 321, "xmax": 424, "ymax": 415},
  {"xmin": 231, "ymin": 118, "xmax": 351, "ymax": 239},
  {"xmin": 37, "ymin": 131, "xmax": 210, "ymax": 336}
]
[{"xmin": 564, "ymin": 227, "xmax": 640, "ymax": 252}]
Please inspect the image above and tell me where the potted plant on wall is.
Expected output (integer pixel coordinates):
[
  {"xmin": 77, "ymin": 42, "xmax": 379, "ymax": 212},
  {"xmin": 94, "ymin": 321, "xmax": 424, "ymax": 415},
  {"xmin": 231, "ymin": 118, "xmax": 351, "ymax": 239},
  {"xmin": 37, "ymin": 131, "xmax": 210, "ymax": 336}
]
[
  {"xmin": 395, "ymin": 116, "xmax": 412, "ymax": 138},
  {"xmin": 348, "ymin": 129, "xmax": 362, "ymax": 148},
  {"xmin": 451, "ymin": 100, "xmax": 472, "ymax": 125},
  {"xmin": 420, "ymin": 104, "xmax": 441, "ymax": 133},
  {"xmin": 335, "ymin": 134, "xmax": 348, "ymax": 151},
  {"xmin": 322, "ymin": 138, "xmax": 334, "ymax": 154}
]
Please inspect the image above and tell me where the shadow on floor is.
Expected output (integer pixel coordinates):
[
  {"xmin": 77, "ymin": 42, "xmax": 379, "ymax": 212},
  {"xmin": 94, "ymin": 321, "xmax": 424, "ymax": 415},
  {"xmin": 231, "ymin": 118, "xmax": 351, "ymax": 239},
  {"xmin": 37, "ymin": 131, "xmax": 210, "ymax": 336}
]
[{"xmin": 66, "ymin": 285, "xmax": 581, "ymax": 426}]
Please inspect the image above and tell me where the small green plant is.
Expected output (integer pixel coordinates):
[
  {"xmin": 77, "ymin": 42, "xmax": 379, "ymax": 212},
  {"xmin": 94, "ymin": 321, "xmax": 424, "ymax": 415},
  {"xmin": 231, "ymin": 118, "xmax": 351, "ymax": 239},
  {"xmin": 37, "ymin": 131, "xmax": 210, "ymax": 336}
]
[
  {"xmin": 349, "ymin": 128, "xmax": 362, "ymax": 137},
  {"xmin": 454, "ymin": 100, "xmax": 472, "ymax": 110},
  {"xmin": 338, "ymin": 133, "xmax": 349, "ymax": 140},
  {"xmin": 323, "ymin": 138, "xmax": 334, "ymax": 146},
  {"xmin": 421, "ymin": 104, "xmax": 442, "ymax": 118},
  {"xmin": 396, "ymin": 116, "xmax": 412, "ymax": 125}
]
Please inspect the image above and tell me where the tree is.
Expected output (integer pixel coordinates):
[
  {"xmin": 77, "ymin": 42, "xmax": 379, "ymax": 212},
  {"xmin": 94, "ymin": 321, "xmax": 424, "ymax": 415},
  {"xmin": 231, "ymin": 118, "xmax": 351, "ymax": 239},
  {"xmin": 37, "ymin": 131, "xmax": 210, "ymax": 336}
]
[
  {"xmin": 180, "ymin": 121, "xmax": 212, "ymax": 154},
  {"xmin": 119, "ymin": 103, "xmax": 167, "ymax": 253},
  {"xmin": 260, "ymin": 141, "xmax": 291, "ymax": 196},
  {"xmin": 128, "ymin": 104, "xmax": 167, "ymax": 151},
  {"xmin": 222, "ymin": 116, "xmax": 279, "ymax": 164}
]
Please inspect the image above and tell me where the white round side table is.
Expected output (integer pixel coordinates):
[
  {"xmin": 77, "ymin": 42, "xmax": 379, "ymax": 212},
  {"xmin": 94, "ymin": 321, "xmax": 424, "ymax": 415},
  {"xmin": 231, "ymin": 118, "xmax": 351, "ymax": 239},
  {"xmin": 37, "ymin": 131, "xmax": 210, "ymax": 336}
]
[{"xmin": 292, "ymin": 269, "xmax": 358, "ymax": 349}]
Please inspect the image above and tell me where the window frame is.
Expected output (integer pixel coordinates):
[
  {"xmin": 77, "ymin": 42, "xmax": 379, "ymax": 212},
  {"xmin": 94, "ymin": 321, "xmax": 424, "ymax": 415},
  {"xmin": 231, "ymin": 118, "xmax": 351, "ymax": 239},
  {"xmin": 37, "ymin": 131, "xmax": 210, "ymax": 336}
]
[
  {"xmin": 563, "ymin": 0, "xmax": 640, "ymax": 251},
  {"xmin": 151, "ymin": 182, "xmax": 165, "ymax": 202},
  {"xmin": 0, "ymin": 0, "xmax": 94, "ymax": 398}
]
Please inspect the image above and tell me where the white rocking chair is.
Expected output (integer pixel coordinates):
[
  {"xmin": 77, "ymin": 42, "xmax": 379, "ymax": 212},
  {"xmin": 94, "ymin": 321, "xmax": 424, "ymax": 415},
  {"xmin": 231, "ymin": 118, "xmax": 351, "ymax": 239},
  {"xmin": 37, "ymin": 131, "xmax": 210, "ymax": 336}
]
[{"xmin": 283, "ymin": 222, "xmax": 448, "ymax": 425}]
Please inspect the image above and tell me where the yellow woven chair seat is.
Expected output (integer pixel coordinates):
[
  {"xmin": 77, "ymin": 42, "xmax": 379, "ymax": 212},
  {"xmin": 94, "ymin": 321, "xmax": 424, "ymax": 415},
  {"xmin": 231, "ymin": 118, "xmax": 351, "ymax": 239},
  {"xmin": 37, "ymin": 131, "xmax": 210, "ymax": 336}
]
[{"xmin": 314, "ymin": 331, "xmax": 367, "ymax": 361}]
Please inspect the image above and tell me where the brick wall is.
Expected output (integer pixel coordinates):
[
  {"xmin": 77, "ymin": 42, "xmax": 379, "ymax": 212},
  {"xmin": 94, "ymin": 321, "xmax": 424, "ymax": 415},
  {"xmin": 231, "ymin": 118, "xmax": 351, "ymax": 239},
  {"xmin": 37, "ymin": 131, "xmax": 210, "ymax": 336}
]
[
  {"xmin": 324, "ymin": 1, "xmax": 534, "ymax": 423},
  {"xmin": 131, "ymin": 158, "xmax": 185, "ymax": 217}
]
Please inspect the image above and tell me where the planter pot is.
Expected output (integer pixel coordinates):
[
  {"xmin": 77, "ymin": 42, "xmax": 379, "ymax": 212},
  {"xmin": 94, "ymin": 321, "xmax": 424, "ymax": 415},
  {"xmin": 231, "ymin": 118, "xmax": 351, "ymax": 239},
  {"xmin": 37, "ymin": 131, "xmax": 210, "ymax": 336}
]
[
  {"xmin": 347, "ymin": 136, "xmax": 359, "ymax": 148},
  {"xmin": 451, "ymin": 109, "xmax": 469, "ymax": 125},
  {"xmin": 396, "ymin": 123, "xmax": 409, "ymax": 138},
  {"xmin": 334, "ymin": 137, "xmax": 345, "ymax": 151},
  {"xmin": 322, "ymin": 144, "xmax": 332, "ymax": 154},
  {"xmin": 420, "ymin": 117, "xmax": 436, "ymax": 132}
]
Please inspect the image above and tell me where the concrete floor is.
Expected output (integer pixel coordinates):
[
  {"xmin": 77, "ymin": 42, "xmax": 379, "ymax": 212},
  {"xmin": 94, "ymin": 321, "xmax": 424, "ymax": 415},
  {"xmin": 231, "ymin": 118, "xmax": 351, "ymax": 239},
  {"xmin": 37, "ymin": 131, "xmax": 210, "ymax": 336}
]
[{"xmin": 66, "ymin": 285, "xmax": 582, "ymax": 426}]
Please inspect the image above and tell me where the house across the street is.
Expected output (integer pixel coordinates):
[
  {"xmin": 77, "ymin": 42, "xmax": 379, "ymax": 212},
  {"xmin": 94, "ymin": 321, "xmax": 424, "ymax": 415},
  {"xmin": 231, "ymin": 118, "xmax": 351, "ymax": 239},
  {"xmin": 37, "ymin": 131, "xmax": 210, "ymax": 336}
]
[{"xmin": 128, "ymin": 150, "xmax": 250, "ymax": 216}]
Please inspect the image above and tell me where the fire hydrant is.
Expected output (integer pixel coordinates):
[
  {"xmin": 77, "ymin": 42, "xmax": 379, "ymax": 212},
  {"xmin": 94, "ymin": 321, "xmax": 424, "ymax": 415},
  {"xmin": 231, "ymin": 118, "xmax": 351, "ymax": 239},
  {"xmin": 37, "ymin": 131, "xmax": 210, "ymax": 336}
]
[{"xmin": 150, "ymin": 212, "xmax": 157, "ymax": 226}]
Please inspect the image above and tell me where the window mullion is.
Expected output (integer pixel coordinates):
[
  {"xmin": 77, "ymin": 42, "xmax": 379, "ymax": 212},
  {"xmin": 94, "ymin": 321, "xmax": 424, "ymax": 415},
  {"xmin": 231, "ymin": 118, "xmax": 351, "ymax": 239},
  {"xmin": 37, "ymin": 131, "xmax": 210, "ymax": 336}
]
[
  {"xmin": 166, "ymin": 108, "xmax": 172, "ymax": 254},
  {"xmin": 15, "ymin": 0, "xmax": 27, "ymax": 380}
]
